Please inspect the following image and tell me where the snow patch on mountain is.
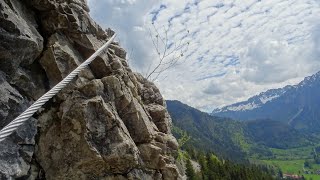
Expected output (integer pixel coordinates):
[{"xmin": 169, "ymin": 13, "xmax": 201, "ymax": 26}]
[
  {"xmin": 226, "ymin": 103, "xmax": 260, "ymax": 111},
  {"xmin": 259, "ymin": 94, "xmax": 280, "ymax": 104},
  {"xmin": 213, "ymin": 86, "xmax": 290, "ymax": 113}
]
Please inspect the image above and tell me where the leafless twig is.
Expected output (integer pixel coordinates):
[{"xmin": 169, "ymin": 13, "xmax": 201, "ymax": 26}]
[{"xmin": 145, "ymin": 24, "xmax": 190, "ymax": 81}]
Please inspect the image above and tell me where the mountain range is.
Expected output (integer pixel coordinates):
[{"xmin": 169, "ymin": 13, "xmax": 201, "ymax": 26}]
[
  {"xmin": 167, "ymin": 100, "xmax": 316, "ymax": 162},
  {"xmin": 212, "ymin": 71, "xmax": 320, "ymax": 133}
]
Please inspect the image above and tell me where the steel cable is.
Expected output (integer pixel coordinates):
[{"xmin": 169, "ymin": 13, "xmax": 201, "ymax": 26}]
[{"xmin": 0, "ymin": 34, "xmax": 116, "ymax": 142}]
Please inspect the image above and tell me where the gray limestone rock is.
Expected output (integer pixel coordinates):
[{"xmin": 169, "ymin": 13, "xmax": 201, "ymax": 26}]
[
  {"xmin": 0, "ymin": 0, "xmax": 43, "ymax": 76},
  {"xmin": 0, "ymin": 0, "xmax": 183, "ymax": 179}
]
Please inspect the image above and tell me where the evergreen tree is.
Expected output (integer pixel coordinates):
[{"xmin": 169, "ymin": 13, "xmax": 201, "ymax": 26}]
[
  {"xmin": 173, "ymin": 129, "xmax": 275, "ymax": 180},
  {"xmin": 186, "ymin": 158, "xmax": 196, "ymax": 180},
  {"xmin": 198, "ymin": 152, "xmax": 208, "ymax": 180},
  {"xmin": 278, "ymin": 169, "xmax": 283, "ymax": 178}
]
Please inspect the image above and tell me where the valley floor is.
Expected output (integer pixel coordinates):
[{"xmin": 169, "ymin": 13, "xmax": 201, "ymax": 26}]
[{"xmin": 253, "ymin": 145, "xmax": 320, "ymax": 180}]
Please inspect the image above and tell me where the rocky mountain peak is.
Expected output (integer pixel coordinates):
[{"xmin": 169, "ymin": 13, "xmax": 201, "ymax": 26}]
[
  {"xmin": 212, "ymin": 71, "xmax": 320, "ymax": 114},
  {"xmin": 0, "ymin": 0, "xmax": 182, "ymax": 179},
  {"xmin": 212, "ymin": 71, "xmax": 320, "ymax": 132},
  {"xmin": 298, "ymin": 71, "xmax": 320, "ymax": 87}
]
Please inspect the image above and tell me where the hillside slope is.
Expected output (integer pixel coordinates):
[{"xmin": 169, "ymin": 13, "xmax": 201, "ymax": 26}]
[
  {"xmin": 167, "ymin": 100, "xmax": 316, "ymax": 161},
  {"xmin": 167, "ymin": 100, "xmax": 248, "ymax": 163}
]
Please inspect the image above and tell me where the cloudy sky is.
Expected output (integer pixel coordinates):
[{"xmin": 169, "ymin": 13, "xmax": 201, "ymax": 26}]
[{"xmin": 88, "ymin": 0, "xmax": 320, "ymax": 112}]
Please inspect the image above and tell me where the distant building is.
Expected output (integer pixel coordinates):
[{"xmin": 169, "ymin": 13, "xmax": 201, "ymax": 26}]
[{"xmin": 283, "ymin": 173, "xmax": 303, "ymax": 179}]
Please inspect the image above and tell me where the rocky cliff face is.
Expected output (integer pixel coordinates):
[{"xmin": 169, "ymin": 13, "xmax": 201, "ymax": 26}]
[{"xmin": 0, "ymin": 0, "xmax": 182, "ymax": 179}]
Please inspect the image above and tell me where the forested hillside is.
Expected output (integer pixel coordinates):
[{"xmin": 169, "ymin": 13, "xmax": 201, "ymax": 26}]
[{"xmin": 167, "ymin": 100, "xmax": 317, "ymax": 162}]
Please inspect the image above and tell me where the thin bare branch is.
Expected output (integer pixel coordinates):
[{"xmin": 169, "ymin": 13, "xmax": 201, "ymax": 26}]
[{"xmin": 145, "ymin": 23, "xmax": 190, "ymax": 81}]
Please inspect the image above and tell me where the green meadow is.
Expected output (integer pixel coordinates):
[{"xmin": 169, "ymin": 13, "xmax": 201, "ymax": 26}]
[{"xmin": 257, "ymin": 145, "xmax": 320, "ymax": 180}]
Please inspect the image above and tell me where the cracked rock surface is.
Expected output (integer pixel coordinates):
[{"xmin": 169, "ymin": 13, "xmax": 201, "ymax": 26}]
[{"xmin": 0, "ymin": 0, "xmax": 181, "ymax": 179}]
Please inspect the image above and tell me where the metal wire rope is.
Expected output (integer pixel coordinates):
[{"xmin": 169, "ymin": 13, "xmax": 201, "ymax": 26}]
[{"xmin": 0, "ymin": 34, "xmax": 116, "ymax": 142}]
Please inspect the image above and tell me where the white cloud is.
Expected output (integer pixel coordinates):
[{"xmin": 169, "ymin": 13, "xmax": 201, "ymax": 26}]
[
  {"xmin": 87, "ymin": 0, "xmax": 160, "ymax": 73},
  {"xmin": 240, "ymin": 35, "xmax": 320, "ymax": 84},
  {"xmin": 88, "ymin": 0, "xmax": 320, "ymax": 112}
]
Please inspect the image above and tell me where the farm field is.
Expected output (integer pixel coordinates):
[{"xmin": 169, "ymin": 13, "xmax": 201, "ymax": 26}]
[
  {"xmin": 264, "ymin": 159, "xmax": 320, "ymax": 180},
  {"xmin": 256, "ymin": 145, "xmax": 320, "ymax": 180}
]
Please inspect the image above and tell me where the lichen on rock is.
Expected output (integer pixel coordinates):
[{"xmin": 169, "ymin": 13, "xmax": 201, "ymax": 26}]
[{"xmin": 0, "ymin": 0, "xmax": 182, "ymax": 179}]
